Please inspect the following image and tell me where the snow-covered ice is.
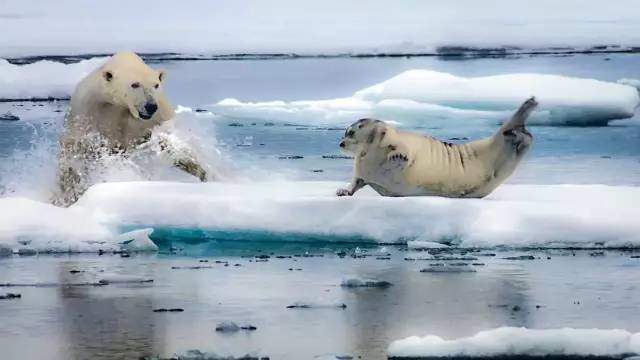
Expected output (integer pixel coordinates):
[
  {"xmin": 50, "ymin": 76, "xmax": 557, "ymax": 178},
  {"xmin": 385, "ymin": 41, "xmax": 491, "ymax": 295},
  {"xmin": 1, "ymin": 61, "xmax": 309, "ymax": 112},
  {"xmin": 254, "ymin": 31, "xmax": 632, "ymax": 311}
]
[
  {"xmin": 212, "ymin": 70, "xmax": 640, "ymax": 126},
  {"xmin": 0, "ymin": 57, "xmax": 106, "ymax": 100},
  {"xmin": 0, "ymin": 197, "xmax": 114, "ymax": 252},
  {"xmin": 388, "ymin": 327, "xmax": 640, "ymax": 358},
  {"xmin": 1, "ymin": 0, "xmax": 640, "ymax": 57},
  {"xmin": 1, "ymin": 181, "xmax": 638, "ymax": 252}
]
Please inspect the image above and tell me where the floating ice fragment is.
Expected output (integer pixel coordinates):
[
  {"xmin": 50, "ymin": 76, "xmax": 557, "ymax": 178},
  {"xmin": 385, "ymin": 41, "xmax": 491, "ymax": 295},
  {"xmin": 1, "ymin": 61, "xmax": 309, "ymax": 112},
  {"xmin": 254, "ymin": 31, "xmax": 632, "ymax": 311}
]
[
  {"xmin": 0, "ymin": 245, "xmax": 13, "ymax": 257},
  {"xmin": 419, "ymin": 267, "xmax": 476, "ymax": 273},
  {"xmin": 341, "ymin": 278, "xmax": 393, "ymax": 288},
  {"xmin": 388, "ymin": 327, "xmax": 640, "ymax": 358},
  {"xmin": 117, "ymin": 228, "xmax": 158, "ymax": 252},
  {"xmin": 407, "ymin": 241, "xmax": 451, "ymax": 250},
  {"xmin": 97, "ymin": 275, "xmax": 153, "ymax": 284}
]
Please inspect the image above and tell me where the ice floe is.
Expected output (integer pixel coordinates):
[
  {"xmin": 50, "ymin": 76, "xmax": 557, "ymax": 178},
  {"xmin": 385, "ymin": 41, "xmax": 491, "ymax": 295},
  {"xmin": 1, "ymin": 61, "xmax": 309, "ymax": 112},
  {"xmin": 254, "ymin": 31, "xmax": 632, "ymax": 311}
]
[
  {"xmin": 1, "ymin": 181, "xmax": 639, "ymax": 252},
  {"xmin": 0, "ymin": 57, "xmax": 106, "ymax": 100},
  {"xmin": 212, "ymin": 70, "xmax": 640, "ymax": 126},
  {"xmin": 387, "ymin": 327, "xmax": 640, "ymax": 358}
]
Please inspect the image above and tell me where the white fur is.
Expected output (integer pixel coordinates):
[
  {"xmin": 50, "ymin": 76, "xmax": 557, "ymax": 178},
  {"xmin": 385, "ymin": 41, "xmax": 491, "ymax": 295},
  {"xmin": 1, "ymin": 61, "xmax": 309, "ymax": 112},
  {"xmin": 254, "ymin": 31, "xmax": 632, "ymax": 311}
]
[{"xmin": 52, "ymin": 52, "xmax": 206, "ymax": 206}]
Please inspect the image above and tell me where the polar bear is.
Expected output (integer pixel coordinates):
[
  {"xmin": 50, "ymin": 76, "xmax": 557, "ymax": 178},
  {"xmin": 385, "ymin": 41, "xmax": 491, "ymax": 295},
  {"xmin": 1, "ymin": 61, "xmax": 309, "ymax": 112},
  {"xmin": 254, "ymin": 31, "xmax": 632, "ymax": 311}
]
[
  {"xmin": 336, "ymin": 97, "xmax": 537, "ymax": 198},
  {"xmin": 52, "ymin": 51, "xmax": 208, "ymax": 207}
]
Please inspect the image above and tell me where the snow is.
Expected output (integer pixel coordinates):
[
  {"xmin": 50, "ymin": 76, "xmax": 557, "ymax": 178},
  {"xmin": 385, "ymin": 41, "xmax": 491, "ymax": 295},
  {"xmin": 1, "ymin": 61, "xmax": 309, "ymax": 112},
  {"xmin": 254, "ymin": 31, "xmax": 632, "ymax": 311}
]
[
  {"xmin": 1, "ymin": 0, "xmax": 640, "ymax": 57},
  {"xmin": 212, "ymin": 70, "xmax": 640, "ymax": 126},
  {"xmin": 619, "ymin": 78, "xmax": 640, "ymax": 92},
  {"xmin": 388, "ymin": 327, "xmax": 640, "ymax": 357},
  {"xmin": 1, "ymin": 181, "xmax": 639, "ymax": 252},
  {"xmin": 0, "ymin": 57, "xmax": 106, "ymax": 100}
]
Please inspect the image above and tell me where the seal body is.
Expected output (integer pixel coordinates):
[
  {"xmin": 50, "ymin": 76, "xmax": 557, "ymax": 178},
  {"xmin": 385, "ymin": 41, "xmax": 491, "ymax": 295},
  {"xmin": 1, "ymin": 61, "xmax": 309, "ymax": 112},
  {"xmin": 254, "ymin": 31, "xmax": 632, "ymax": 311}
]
[{"xmin": 337, "ymin": 97, "xmax": 537, "ymax": 198}]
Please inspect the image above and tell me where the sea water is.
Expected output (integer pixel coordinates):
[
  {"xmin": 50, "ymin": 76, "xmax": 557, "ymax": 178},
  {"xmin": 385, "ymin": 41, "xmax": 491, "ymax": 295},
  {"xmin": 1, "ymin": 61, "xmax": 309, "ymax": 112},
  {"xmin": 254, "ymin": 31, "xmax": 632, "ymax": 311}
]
[{"xmin": 1, "ymin": 53, "xmax": 640, "ymax": 359}]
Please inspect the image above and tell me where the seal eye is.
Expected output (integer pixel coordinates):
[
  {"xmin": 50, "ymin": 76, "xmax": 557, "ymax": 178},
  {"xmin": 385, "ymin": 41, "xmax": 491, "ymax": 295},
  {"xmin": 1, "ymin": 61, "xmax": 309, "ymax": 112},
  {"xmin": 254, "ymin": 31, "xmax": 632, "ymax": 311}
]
[{"xmin": 131, "ymin": 82, "xmax": 140, "ymax": 89}]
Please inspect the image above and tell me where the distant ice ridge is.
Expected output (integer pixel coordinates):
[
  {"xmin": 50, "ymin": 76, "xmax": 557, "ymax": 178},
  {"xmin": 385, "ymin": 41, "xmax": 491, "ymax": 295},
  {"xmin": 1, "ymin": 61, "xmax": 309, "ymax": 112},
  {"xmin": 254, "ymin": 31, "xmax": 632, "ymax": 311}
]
[
  {"xmin": 0, "ymin": 57, "xmax": 106, "ymax": 100},
  {"xmin": 1, "ymin": 0, "xmax": 640, "ymax": 57},
  {"xmin": 212, "ymin": 70, "xmax": 640, "ymax": 126},
  {"xmin": 1, "ymin": 181, "xmax": 639, "ymax": 252},
  {"xmin": 387, "ymin": 327, "xmax": 640, "ymax": 358}
]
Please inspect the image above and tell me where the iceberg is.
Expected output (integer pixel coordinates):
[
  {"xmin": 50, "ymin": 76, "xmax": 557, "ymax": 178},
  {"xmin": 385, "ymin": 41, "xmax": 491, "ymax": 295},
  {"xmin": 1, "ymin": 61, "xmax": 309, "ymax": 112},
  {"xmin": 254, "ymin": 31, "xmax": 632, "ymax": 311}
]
[
  {"xmin": 212, "ymin": 70, "xmax": 640, "ymax": 126},
  {"xmin": 1, "ymin": 181, "xmax": 639, "ymax": 251},
  {"xmin": 388, "ymin": 327, "xmax": 640, "ymax": 358}
]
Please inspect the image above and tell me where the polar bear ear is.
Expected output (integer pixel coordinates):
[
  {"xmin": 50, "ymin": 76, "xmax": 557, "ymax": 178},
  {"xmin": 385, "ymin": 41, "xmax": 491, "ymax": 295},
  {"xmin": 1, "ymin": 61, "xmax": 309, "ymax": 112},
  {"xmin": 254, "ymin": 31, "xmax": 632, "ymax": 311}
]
[
  {"xmin": 158, "ymin": 70, "xmax": 166, "ymax": 82},
  {"xmin": 103, "ymin": 70, "xmax": 114, "ymax": 82}
]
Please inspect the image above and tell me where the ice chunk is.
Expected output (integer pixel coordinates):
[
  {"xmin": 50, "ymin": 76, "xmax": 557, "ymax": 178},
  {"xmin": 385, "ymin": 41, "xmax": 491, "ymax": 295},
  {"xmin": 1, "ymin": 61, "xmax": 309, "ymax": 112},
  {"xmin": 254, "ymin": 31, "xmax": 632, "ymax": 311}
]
[
  {"xmin": 212, "ymin": 70, "xmax": 639, "ymax": 126},
  {"xmin": 388, "ymin": 327, "xmax": 640, "ymax": 357},
  {"xmin": 117, "ymin": 228, "xmax": 158, "ymax": 252},
  {"xmin": 0, "ymin": 245, "xmax": 12, "ymax": 257},
  {"xmin": 0, "ymin": 197, "xmax": 115, "ymax": 253},
  {"xmin": 286, "ymin": 302, "xmax": 347, "ymax": 309},
  {"xmin": 215, "ymin": 321, "xmax": 240, "ymax": 332},
  {"xmin": 407, "ymin": 241, "xmax": 450, "ymax": 250},
  {"xmin": 0, "ymin": 58, "xmax": 107, "ymax": 100},
  {"xmin": 419, "ymin": 267, "xmax": 476, "ymax": 273},
  {"xmin": 341, "ymin": 278, "xmax": 392, "ymax": 288},
  {"xmin": 97, "ymin": 275, "xmax": 153, "ymax": 284}
]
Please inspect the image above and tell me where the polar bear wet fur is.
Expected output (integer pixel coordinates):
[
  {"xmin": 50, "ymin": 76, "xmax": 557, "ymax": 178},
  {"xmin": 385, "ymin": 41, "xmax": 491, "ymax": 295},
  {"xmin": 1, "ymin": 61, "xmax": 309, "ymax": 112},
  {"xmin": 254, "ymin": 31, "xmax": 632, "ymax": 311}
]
[
  {"xmin": 52, "ymin": 52, "xmax": 208, "ymax": 207},
  {"xmin": 337, "ymin": 97, "xmax": 537, "ymax": 198}
]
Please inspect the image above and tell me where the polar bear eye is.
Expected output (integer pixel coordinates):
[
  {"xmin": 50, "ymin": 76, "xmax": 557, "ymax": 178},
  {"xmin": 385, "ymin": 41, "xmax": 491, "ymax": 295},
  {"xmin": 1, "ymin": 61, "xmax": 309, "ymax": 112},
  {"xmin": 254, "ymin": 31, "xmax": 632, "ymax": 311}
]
[
  {"xmin": 131, "ymin": 82, "xmax": 141, "ymax": 89},
  {"xmin": 154, "ymin": 83, "xmax": 159, "ymax": 89},
  {"xmin": 347, "ymin": 130, "xmax": 355, "ymax": 137}
]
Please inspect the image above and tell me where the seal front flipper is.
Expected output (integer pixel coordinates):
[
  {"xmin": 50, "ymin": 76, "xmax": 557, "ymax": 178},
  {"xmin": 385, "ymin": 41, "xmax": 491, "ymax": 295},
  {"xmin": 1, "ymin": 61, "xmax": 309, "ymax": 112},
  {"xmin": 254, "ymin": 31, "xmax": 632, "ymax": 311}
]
[{"xmin": 386, "ymin": 150, "xmax": 410, "ymax": 169}]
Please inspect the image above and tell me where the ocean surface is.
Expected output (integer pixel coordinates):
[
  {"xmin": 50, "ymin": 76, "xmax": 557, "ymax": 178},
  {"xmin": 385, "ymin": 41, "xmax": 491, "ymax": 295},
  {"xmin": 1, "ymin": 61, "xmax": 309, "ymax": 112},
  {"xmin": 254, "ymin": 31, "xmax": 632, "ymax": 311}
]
[{"xmin": 1, "ymin": 53, "xmax": 640, "ymax": 359}]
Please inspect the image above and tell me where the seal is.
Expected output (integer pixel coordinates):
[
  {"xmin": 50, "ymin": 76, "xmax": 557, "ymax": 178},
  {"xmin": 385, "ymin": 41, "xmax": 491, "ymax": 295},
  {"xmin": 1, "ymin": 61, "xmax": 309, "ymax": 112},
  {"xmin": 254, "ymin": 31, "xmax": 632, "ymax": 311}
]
[{"xmin": 336, "ymin": 97, "xmax": 537, "ymax": 198}]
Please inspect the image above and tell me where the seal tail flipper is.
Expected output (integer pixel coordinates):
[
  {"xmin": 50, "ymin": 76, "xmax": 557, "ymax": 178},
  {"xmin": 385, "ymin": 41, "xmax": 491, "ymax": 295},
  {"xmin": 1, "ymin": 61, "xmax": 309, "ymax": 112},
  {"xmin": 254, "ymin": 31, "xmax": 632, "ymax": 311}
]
[{"xmin": 499, "ymin": 96, "xmax": 538, "ymax": 134}]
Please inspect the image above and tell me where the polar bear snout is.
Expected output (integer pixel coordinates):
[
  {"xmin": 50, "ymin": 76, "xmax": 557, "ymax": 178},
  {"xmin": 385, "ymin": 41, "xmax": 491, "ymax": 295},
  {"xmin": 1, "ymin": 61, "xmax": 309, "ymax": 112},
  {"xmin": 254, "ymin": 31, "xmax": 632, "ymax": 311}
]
[{"xmin": 138, "ymin": 100, "xmax": 158, "ymax": 120}]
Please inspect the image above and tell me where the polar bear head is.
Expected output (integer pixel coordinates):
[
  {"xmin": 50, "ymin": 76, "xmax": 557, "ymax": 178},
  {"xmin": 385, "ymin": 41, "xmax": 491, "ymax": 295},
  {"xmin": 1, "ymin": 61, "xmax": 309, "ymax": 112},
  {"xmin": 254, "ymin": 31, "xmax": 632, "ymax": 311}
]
[{"xmin": 99, "ymin": 52, "xmax": 167, "ymax": 120}]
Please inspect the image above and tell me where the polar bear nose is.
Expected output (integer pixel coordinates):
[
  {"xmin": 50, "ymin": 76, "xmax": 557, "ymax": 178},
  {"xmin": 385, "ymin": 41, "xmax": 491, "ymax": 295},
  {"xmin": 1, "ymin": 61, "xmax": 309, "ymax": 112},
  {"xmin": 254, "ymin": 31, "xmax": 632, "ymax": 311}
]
[
  {"xmin": 339, "ymin": 140, "xmax": 346, "ymax": 148},
  {"xmin": 144, "ymin": 102, "xmax": 158, "ymax": 116}
]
